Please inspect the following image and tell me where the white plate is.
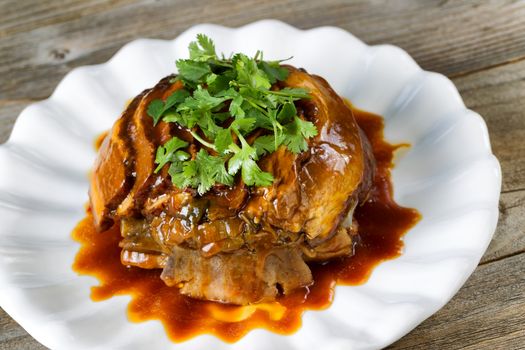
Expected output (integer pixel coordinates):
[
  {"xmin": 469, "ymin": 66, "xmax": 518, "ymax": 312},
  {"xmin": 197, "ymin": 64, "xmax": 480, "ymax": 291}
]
[{"xmin": 0, "ymin": 20, "xmax": 501, "ymax": 350}]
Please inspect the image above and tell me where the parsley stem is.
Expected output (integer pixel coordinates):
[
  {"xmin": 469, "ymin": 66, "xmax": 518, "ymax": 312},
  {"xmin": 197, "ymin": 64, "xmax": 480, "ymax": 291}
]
[
  {"xmin": 189, "ymin": 130, "xmax": 217, "ymax": 151},
  {"xmin": 228, "ymin": 143, "xmax": 241, "ymax": 153},
  {"xmin": 232, "ymin": 127, "xmax": 249, "ymax": 147},
  {"xmin": 244, "ymin": 97, "xmax": 269, "ymax": 116},
  {"xmin": 211, "ymin": 60, "xmax": 233, "ymax": 68},
  {"xmin": 260, "ymin": 89, "xmax": 308, "ymax": 98},
  {"xmin": 273, "ymin": 122, "xmax": 279, "ymax": 149}
]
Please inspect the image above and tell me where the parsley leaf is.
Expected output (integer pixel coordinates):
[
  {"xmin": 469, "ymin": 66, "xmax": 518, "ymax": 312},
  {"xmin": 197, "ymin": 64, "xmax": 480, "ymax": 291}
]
[
  {"xmin": 277, "ymin": 101, "xmax": 296, "ymax": 123},
  {"xmin": 266, "ymin": 87, "xmax": 311, "ymax": 99},
  {"xmin": 169, "ymin": 149, "xmax": 232, "ymax": 195},
  {"xmin": 234, "ymin": 54, "xmax": 271, "ymax": 90},
  {"xmin": 189, "ymin": 34, "xmax": 217, "ymax": 62},
  {"xmin": 207, "ymin": 71, "xmax": 234, "ymax": 94},
  {"xmin": 148, "ymin": 34, "xmax": 317, "ymax": 194},
  {"xmin": 253, "ymin": 135, "xmax": 277, "ymax": 157},
  {"xmin": 282, "ymin": 116, "xmax": 318, "ymax": 153},
  {"xmin": 147, "ymin": 99, "xmax": 165, "ymax": 125},
  {"xmin": 154, "ymin": 137, "xmax": 189, "ymax": 173},
  {"xmin": 162, "ymin": 111, "xmax": 199, "ymax": 128},
  {"xmin": 260, "ymin": 61, "xmax": 289, "ymax": 83},
  {"xmin": 165, "ymin": 89, "xmax": 190, "ymax": 110},
  {"xmin": 248, "ymin": 108, "xmax": 273, "ymax": 130},
  {"xmin": 227, "ymin": 133, "xmax": 273, "ymax": 186},
  {"xmin": 231, "ymin": 117, "xmax": 256, "ymax": 134},
  {"xmin": 215, "ymin": 128, "xmax": 233, "ymax": 154},
  {"xmin": 242, "ymin": 158, "xmax": 274, "ymax": 186},
  {"xmin": 147, "ymin": 89, "xmax": 190, "ymax": 125},
  {"xmin": 178, "ymin": 86, "xmax": 226, "ymax": 111},
  {"xmin": 296, "ymin": 116, "xmax": 318, "ymax": 138},
  {"xmin": 176, "ymin": 60, "xmax": 211, "ymax": 83},
  {"xmin": 197, "ymin": 34, "xmax": 216, "ymax": 57},
  {"xmin": 229, "ymin": 93, "xmax": 245, "ymax": 118}
]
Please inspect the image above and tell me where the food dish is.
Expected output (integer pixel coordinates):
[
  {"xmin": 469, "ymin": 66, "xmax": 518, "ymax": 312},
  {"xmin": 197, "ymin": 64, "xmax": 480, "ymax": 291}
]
[
  {"xmin": 89, "ymin": 35, "xmax": 380, "ymax": 305},
  {"xmin": 0, "ymin": 20, "xmax": 501, "ymax": 350},
  {"xmin": 77, "ymin": 34, "xmax": 420, "ymax": 341}
]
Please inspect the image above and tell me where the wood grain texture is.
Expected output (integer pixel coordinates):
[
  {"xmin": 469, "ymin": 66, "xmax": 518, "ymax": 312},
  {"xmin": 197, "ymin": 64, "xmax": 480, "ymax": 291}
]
[
  {"xmin": 452, "ymin": 58, "xmax": 525, "ymax": 193},
  {"xmin": 1, "ymin": 0, "xmax": 525, "ymax": 100},
  {"xmin": 0, "ymin": 0, "xmax": 524, "ymax": 349},
  {"xmin": 481, "ymin": 189, "xmax": 525, "ymax": 264},
  {"xmin": 0, "ymin": 308, "xmax": 46, "ymax": 350},
  {"xmin": 389, "ymin": 251, "xmax": 525, "ymax": 350}
]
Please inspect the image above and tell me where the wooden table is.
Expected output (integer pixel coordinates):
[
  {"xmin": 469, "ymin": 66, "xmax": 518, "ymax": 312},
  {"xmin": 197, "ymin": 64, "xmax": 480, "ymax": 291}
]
[{"xmin": 1, "ymin": 1, "xmax": 524, "ymax": 349}]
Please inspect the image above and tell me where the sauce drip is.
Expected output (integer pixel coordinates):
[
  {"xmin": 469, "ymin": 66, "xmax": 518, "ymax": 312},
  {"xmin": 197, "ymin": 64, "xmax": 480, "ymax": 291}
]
[
  {"xmin": 94, "ymin": 131, "xmax": 108, "ymax": 150},
  {"xmin": 72, "ymin": 108, "xmax": 420, "ymax": 342}
]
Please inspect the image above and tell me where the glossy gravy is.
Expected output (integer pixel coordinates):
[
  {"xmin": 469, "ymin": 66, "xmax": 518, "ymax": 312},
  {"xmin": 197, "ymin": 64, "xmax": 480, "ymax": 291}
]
[{"xmin": 72, "ymin": 108, "xmax": 420, "ymax": 342}]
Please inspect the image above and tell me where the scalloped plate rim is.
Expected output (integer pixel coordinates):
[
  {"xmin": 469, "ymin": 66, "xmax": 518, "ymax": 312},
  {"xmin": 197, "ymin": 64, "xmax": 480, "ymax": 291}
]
[{"xmin": 0, "ymin": 19, "xmax": 501, "ymax": 350}]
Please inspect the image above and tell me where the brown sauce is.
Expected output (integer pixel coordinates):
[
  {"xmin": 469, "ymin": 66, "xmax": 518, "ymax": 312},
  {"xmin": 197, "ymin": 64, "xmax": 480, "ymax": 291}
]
[
  {"xmin": 94, "ymin": 131, "xmax": 109, "ymax": 150},
  {"xmin": 72, "ymin": 108, "xmax": 420, "ymax": 343}
]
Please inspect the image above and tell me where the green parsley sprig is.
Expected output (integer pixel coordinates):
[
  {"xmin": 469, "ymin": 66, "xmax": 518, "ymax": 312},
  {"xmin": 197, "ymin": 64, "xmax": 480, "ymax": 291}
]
[{"xmin": 147, "ymin": 34, "xmax": 317, "ymax": 195}]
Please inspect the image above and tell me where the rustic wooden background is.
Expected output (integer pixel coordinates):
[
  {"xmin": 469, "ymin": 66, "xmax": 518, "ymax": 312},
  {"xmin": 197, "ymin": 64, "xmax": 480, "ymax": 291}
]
[{"xmin": 1, "ymin": 0, "xmax": 524, "ymax": 349}]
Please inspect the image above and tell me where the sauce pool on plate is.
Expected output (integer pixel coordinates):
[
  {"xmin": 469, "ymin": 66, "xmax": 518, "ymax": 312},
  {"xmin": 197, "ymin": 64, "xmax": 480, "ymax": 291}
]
[{"xmin": 72, "ymin": 108, "xmax": 420, "ymax": 343}]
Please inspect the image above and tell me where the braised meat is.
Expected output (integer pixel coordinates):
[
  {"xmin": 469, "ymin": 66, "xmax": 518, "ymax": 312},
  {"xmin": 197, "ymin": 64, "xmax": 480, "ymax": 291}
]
[{"xmin": 89, "ymin": 66, "xmax": 375, "ymax": 305}]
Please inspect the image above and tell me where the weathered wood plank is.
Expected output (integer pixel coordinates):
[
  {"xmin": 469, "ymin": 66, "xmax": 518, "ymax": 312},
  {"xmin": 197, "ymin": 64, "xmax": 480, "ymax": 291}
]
[
  {"xmin": 1, "ymin": 0, "xmax": 525, "ymax": 101},
  {"xmin": 0, "ymin": 308, "xmax": 46, "ymax": 350},
  {"xmin": 452, "ymin": 58, "xmax": 525, "ymax": 193},
  {"xmin": 388, "ymin": 251, "xmax": 525, "ymax": 350},
  {"xmin": 0, "ymin": 0, "xmax": 134, "ymax": 37},
  {"xmin": 481, "ymin": 189, "xmax": 525, "ymax": 264}
]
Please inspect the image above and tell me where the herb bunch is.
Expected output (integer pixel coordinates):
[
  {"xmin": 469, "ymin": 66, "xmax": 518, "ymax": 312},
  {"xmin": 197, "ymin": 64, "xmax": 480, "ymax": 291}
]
[{"xmin": 147, "ymin": 34, "xmax": 317, "ymax": 195}]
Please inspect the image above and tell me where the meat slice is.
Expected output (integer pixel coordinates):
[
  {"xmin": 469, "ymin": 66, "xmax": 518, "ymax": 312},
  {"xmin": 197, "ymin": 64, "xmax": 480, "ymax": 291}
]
[
  {"xmin": 161, "ymin": 245, "xmax": 312, "ymax": 305},
  {"xmin": 289, "ymin": 68, "xmax": 371, "ymax": 240},
  {"xmin": 243, "ymin": 67, "xmax": 374, "ymax": 242},
  {"xmin": 90, "ymin": 76, "xmax": 192, "ymax": 230},
  {"xmin": 302, "ymin": 226, "xmax": 357, "ymax": 262},
  {"xmin": 89, "ymin": 95, "xmax": 142, "ymax": 231},
  {"xmin": 117, "ymin": 78, "xmax": 185, "ymax": 217},
  {"xmin": 119, "ymin": 213, "xmax": 356, "ymax": 302}
]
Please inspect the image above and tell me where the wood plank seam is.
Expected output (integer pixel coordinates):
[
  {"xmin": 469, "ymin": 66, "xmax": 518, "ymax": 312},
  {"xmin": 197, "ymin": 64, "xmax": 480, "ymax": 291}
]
[
  {"xmin": 479, "ymin": 250, "xmax": 525, "ymax": 266},
  {"xmin": 501, "ymin": 187, "xmax": 525, "ymax": 195},
  {"xmin": 449, "ymin": 54, "xmax": 525, "ymax": 79}
]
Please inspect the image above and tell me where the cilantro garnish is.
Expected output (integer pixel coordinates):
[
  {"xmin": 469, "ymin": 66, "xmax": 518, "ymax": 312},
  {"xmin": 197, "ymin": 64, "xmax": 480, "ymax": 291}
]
[
  {"xmin": 148, "ymin": 34, "xmax": 317, "ymax": 195},
  {"xmin": 147, "ymin": 89, "xmax": 190, "ymax": 125},
  {"xmin": 154, "ymin": 136, "xmax": 189, "ymax": 173}
]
